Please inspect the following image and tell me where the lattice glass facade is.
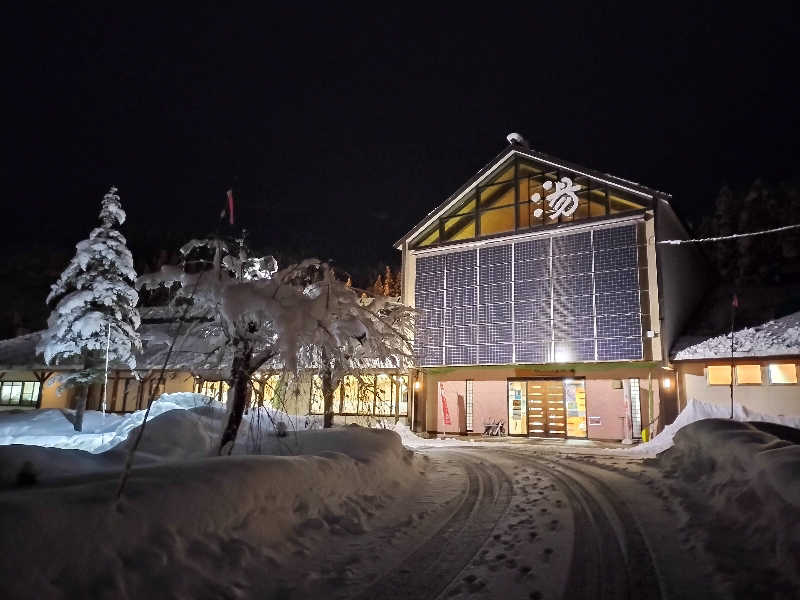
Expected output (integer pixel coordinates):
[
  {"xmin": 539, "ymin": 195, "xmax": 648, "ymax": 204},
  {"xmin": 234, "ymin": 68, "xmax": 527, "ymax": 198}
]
[{"xmin": 413, "ymin": 222, "xmax": 645, "ymax": 366}]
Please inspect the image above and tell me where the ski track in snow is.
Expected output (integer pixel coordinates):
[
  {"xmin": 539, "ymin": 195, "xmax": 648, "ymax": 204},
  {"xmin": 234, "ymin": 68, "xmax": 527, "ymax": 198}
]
[{"xmin": 351, "ymin": 450, "xmax": 512, "ymax": 600}]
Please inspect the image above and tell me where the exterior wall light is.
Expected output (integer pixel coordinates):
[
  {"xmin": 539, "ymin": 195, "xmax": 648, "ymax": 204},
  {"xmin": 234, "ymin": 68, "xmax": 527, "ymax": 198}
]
[
  {"xmin": 414, "ymin": 380, "xmax": 421, "ymax": 390},
  {"xmin": 662, "ymin": 377, "xmax": 672, "ymax": 389}
]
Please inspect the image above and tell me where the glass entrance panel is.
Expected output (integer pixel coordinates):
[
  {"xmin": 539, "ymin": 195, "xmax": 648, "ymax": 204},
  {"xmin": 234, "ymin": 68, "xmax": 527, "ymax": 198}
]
[
  {"xmin": 507, "ymin": 381, "xmax": 528, "ymax": 435},
  {"xmin": 564, "ymin": 379, "xmax": 588, "ymax": 438}
]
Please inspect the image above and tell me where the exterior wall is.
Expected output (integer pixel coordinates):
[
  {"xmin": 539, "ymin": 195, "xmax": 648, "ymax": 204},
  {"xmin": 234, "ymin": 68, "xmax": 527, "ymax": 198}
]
[
  {"xmin": 644, "ymin": 214, "xmax": 663, "ymax": 361},
  {"xmin": 655, "ymin": 198, "xmax": 714, "ymax": 362},
  {"xmin": 677, "ymin": 360, "xmax": 800, "ymax": 416},
  {"xmin": 584, "ymin": 379, "xmax": 628, "ymax": 440},
  {"xmin": 472, "ymin": 380, "xmax": 506, "ymax": 432},
  {"xmin": 419, "ymin": 364, "xmax": 663, "ymax": 439}
]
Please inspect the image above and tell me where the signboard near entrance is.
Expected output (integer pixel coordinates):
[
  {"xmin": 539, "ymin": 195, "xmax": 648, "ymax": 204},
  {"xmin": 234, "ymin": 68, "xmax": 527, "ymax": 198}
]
[{"xmin": 507, "ymin": 381, "xmax": 527, "ymax": 435}]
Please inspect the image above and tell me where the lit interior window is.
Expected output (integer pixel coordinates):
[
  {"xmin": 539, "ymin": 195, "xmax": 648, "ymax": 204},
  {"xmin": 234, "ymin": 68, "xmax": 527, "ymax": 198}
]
[
  {"xmin": 735, "ymin": 364, "xmax": 762, "ymax": 384},
  {"xmin": 707, "ymin": 365, "xmax": 732, "ymax": 385},
  {"xmin": 768, "ymin": 363, "xmax": 798, "ymax": 384}
]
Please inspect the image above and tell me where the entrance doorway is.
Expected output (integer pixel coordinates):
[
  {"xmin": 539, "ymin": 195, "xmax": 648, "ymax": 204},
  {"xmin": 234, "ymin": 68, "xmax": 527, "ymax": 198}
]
[{"xmin": 507, "ymin": 378, "xmax": 588, "ymax": 438}]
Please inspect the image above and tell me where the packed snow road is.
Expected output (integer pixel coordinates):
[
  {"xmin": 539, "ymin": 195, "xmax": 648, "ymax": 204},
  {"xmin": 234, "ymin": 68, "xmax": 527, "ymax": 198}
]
[{"xmin": 352, "ymin": 445, "xmax": 721, "ymax": 600}]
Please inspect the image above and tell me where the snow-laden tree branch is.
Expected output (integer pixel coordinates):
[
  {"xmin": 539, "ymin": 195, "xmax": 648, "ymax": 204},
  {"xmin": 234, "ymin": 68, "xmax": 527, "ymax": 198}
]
[{"xmin": 138, "ymin": 238, "xmax": 414, "ymax": 453}]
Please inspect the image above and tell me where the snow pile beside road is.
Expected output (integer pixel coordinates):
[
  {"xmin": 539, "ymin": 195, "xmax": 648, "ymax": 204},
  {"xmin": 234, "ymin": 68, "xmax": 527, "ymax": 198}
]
[
  {"xmin": 0, "ymin": 401, "xmax": 422, "ymax": 599},
  {"xmin": 660, "ymin": 419, "xmax": 800, "ymax": 594},
  {"xmin": 623, "ymin": 397, "xmax": 800, "ymax": 456}
]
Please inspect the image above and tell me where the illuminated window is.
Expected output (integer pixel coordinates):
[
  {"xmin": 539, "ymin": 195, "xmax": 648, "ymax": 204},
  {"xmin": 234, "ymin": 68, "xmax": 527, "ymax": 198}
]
[
  {"xmin": 735, "ymin": 365, "xmax": 762, "ymax": 384},
  {"xmin": 408, "ymin": 155, "xmax": 651, "ymax": 249},
  {"xmin": 479, "ymin": 205, "xmax": 515, "ymax": 236},
  {"xmin": 310, "ymin": 376, "xmax": 324, "ymax": 414},
  {"xmin": 200, "ymin": 380, "xmax": 230, "ymax": 401},
  {"xmin": 0, "ymin": 381, "xmax": 39, "ymax": 406},
  {"xmin": 768, "ymin": 363, "xmax": 798, "ymax": 384},
  {"xmin": 396, "ymin": 375, "xmax": 409, "ymax": 416},
  {"xmin": 707, "ymin": 365, "xmax": 732, "ymax": 385},
  {"xmin": 342, "ymin": 376, "xmax": 359, "ymax": 413},
  {"xmin": 374, "ymin": 374, "xmax": 394, "ymax": 415}
]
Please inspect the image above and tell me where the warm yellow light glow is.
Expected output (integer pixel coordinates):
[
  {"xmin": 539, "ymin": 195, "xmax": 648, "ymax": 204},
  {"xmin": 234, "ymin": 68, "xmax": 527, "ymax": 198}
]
[
  {"xmin": 414, "ymin": 380, "xmax": 421, "ymax": 390},
  {"xmin": 661, "ymin": 377, "xmax": 672, "ymax": 389}
]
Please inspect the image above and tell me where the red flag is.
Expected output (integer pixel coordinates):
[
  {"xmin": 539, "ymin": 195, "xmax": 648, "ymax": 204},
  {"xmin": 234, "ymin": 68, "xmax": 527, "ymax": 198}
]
[
  {"xmin": 227, "ymin": 189, "xmax": 234, "ymax": 225},
  {"xmin": 440, "ymin": 383, "xmax": 452, "ymax": 425},
  {"xmin": 732, "ymin": 294, "xmax": 739, "ymax": 308}
]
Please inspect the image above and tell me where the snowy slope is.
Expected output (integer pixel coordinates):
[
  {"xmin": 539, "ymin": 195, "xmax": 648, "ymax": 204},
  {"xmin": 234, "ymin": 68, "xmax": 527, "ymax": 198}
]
[{"xmin": 0, "ymin": 395, "xmax": 423, "ymax": 598}]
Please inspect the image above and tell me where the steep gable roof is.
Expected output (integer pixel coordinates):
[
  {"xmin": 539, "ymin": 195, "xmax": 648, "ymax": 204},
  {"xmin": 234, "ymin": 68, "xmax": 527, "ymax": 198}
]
[{"xmin": 395, "ymin": 142, "xmax": 670, "ymax": 250}]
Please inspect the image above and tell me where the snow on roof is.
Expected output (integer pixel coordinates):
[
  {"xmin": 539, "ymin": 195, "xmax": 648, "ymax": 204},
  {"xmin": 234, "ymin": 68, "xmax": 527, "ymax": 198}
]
[
  {"xmin": 0, "ymin": 325, "xmax": 229, "ymax": 375},
  {"xmin": 672, "ymin": 309, "xmax": 800, "ymax": 360}
]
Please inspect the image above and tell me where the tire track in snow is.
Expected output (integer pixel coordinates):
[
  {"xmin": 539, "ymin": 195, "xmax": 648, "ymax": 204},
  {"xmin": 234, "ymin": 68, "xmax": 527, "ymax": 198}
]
[
  {"xmin": 353, "ymin": 450, "xmax": 512, "ymax": 600},
  {"xmin": 500, "ymin": 449, "xmax": 663, "ymax": 600}
]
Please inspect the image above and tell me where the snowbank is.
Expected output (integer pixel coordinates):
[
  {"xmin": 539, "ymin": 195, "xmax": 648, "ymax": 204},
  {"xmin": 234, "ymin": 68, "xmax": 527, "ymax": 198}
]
[
  {"xmin": 660, "ymin": 419, "xmax": 800, "ymax": 591},
  {"xmin": 0, "ymin": 392, "xmax": 321, "ymax": 455},
  {"xmin": 622, "ymin": 397, "xmax": 800, "ymax": 456},
  {"xmin": 0, "ymin": 396, "xmax": 423, "ymax": 598}
]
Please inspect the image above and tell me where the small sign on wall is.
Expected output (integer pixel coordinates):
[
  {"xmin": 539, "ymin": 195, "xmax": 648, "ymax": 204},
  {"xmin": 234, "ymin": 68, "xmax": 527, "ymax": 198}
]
[{"xmin": 588, "ymin": 416, "xmax": 602, "ymax": 426}]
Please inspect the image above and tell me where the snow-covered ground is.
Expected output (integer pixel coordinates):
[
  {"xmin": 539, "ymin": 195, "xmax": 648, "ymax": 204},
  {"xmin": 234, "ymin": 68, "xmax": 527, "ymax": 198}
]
[
  {"xmin": 0, "ymin": 394, "xmax": 425, "ymax": 599},
  {"xmin": 1, "ymin": 394, "xmax": 797, "ymax": 598}
]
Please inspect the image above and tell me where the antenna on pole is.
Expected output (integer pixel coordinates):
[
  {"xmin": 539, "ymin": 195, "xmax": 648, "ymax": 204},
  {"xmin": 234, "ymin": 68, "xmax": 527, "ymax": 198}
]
[{"xmin": 103, "ymin": 322, "xmax": 111, "ymax": 415}]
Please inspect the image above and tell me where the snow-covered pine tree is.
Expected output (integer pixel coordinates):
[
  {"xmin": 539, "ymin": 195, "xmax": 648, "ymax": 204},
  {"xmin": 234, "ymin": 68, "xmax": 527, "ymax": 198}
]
[{"xmin": 37, "ymin": 187, "xmax": 141, "ymax": 431}]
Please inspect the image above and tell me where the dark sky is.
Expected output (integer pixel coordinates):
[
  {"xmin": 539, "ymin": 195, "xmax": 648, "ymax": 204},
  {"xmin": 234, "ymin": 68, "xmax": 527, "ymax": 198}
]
[{"xmin": 0, "ymin": 3, "xmax": 798, "ymax": 325}]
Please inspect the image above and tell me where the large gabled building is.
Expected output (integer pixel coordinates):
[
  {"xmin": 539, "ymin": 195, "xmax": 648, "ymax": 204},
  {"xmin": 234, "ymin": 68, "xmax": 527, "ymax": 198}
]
[{"xmin": 395, "ymin": 136, "xmax": 711, "ymax": 440}]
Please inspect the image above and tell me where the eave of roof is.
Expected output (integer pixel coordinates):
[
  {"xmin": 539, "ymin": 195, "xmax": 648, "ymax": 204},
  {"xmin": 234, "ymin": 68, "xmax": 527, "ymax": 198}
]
[{"xmin": 394, "ymin": 143, "xmax": 671, "ymax": 250}]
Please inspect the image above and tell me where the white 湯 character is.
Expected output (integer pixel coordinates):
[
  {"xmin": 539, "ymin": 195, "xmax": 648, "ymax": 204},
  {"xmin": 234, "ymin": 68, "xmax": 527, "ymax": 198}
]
[{"xmin": 531, "ymin": 177, "xmax": 581, "ymax": 219}]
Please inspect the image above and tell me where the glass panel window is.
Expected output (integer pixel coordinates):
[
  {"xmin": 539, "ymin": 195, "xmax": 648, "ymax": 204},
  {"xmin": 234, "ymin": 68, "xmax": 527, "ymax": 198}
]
[
  {"xmin": 735, "ymin": 365, "xmax": 762, "ymax": 384},
  {"xmin": 415, "ymin": 223, "xmax": 440, "ymax": 248},
  {"xmin": 454, "ymin": 196, "xmax": 476, "ymax": 215},
  {"xmin": 480, "ymin": 206, "xmax": 515, "ymax": 236},
  {"xmin": 375, "ymin": 374, "xmax": 394, "ymax": 415},
  {"xmin": 608, "ymin": 190, "xmax": 646, "ymax": 213},
  {"xmin": 517, "ymin": 203, "xmax": 531, "ymax": 229},
  {"xmin": 768, "ymin": 363, "xmax": 798, "ymax": 384},
  {"xmin": 397, "ymin": 376, "xmax": 408, "ymax": 415},
  {"xmin": 342, "ymin": 376, "xmax": 359, "ymax": 413},
  {"xmin": 442, "ymin": 214, "xmax": 476, "ymax": 242},
  {"xmin": 310, "ymin": 375, "xmax": 324, "ymax": 414},
  {"xmin": 479, "ymin": 182, "xmax": 515, "ymax": 209},
  {"xmin": 0, "ymin": 381, "xmax": 37, "ymax": 406},
  {"xmin": 589, "ymin": 187, "xmax": 608, "ymax": 217},
  {"xmin": 357, "ymin": 375, "xmax": 375, "ymax": 414},
  {"xmin": 707, "ymin": 365, "xmax": 732, "ymax": 385}
]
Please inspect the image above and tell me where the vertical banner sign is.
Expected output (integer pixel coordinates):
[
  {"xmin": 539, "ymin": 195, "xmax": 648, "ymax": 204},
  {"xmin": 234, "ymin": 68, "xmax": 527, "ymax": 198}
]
[{"xmin": 440, "ymin": 383, "xmax": 452, "ymax": 425}]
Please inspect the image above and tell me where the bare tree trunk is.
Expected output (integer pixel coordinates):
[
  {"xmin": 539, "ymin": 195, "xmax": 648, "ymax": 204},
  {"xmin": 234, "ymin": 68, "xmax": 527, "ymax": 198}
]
[
  {"xmin": 322, "ymin": 367, "xmax": 336, "ymax": 429},
  {"xmin": 73, "ymin": 384, "xmax": 88, "ymax": 432},
  {"xmin": 219, "ymin": 343, "xmax": 253, "ymax": 454}
]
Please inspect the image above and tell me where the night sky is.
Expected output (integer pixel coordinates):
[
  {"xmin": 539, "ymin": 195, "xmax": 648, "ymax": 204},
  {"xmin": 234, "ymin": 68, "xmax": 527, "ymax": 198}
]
[{"xmin": 1, "ymin": 4, "xmax": 798, "ymax": 332}]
